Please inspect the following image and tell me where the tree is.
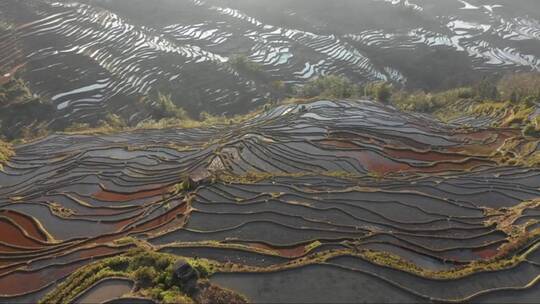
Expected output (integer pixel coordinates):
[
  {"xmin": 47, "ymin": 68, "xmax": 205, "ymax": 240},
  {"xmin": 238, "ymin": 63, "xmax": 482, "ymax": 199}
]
[
  {"xmin": 376, "ymin": 83, "xmax": 392, "ymax": 103},
  {"xmin": 134, "ymin": 266, "xmax": 157, "ymax": 288},
  {"xmin": 296, "ymin": 75, "xmax": 358, "ymax": 99},
  {"xmin": 498, "ymin": 73, "xmax": 540, "ymax": 103},
  {"xmin": 475, "ymin": 77, "xmax": 499, "ymax": 100}
]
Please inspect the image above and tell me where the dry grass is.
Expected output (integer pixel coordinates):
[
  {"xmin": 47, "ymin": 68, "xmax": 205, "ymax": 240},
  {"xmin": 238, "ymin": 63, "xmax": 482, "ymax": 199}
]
[
  {"xmin": 0, "ymin": 139, "xmax": 14, "ymax": 171},
  {"xmin": 62, "ymin": 107, "xmax": 264, "ymax": 136}
]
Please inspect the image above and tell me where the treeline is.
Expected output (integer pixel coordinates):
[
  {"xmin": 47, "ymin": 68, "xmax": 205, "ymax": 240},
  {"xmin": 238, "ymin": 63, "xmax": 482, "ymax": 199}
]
[
  {"xmin": 64, "ymin": 92, "xmax": 261, "ymax": 135},
  {"xmin": 291, "ymin": 73, "xmax": 539, "ymax": 107},
  {"xmin": 289, "ymin": 73, "xmax": 540, "ymax": 137},
  {"xmin": 1, "ymin": 71, "xmax": 539, "ymax": 145},
  {"xmin": 391, "ymin": 73, "xmax": 540, "ymax": 112}
]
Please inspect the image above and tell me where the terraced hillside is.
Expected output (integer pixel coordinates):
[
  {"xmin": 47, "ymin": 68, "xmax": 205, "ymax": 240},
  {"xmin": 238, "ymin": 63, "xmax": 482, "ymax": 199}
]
[
  {"xmin": 1, "ymin": 0, "xmax": 540, "ymax": 133},
  {"xmin": 1, "ymin": 100, "xmax": 539, "ymax": 303}
]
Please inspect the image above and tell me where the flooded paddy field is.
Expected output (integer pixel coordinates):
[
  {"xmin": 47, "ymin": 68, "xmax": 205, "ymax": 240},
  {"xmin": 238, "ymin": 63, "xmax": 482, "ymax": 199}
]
[
  {"xmin": 0, "ymin": 99, "xmax": 539, "ymax": 303},
  {"xmin": 1, "ymin": 0, "xmax": 540, "ymax": 302}
]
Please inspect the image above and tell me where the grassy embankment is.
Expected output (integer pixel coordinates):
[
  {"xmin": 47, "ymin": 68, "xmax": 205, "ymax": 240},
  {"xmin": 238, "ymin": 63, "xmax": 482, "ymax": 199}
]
[{"xmin": 40, "ymin": 241, "xmax": 247, "ymax": 304}]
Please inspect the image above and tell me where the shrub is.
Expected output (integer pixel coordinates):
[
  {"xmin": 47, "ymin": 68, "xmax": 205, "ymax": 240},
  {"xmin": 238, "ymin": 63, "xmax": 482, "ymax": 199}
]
[
  {"xmin": 135, "ymin": 93, "xmax": 190, "ymax": 120},
  {"xmin": 0, "ymin": 139, "xmax": 13, "ymax": 170},
  {"xmin": 162, "ymin": 290, "xmax": 194, "ymax": 304},
  {"xmin": 154, "ymin": 93, "xmax": 190, "ymax": 119},
  {"xmin": 498, "ymin": 73, "xmax": 540, "ymax": 103},
  {"xmin": 296, "ymin": 75, "xmax": 358, "ymax": 99},
  {"xmin": 375, "ymin": 83, "xmax": 392, "ymax": 103},
  {"xmin": 188, "ymin": 258, "xmax": 216, "ymax": 278},
  {"xmin": 134, "ymin": 266, "xmax": 157, "ymax": 288},
  {"xmin": 107, "ymin": 257, "xmax": 129, "ymax": 272},
  {"xmin": 156, "ymin": 255, "xmax": 172, "ymax": 271},
  {"xmin": 130, "ymin": 250, "xmax": 164, "ymax": 269},
  {"xmin": 196, "ymin": 284, "xmax": 248, "ymax": 304},
  {"xmin": 271, "ymin": 80, "xmax": 285, "ymax": 91},
  {"xmin": 523, "ymin": 116, "xmax": 540, "ymax": 137},
  {"xmin": 228, "ymin": 55, "xmax": 264, "ymax": 74},
  {"xmin": 0, "ymin": 76, "xmax": 55, "ymax": 140},
  {"xmin": 155, "ymin": 267, "xmax": 176, "ymax": 288},
  {"xmin": 101, "ymin": 113, "xmax": 127, "ymax": 129},
  {"xmin": 364, "ymin": 82, "xmax": 392, "ymax": 103},
  {"xmin": 392, "ymin": 90, "xmax": 434, "ymax": 112},
  {"xmin": 456, "ymin": 87, "xmax": 474, "ymax": 99},
  {"xmin": 391, "ymin": 86, "xmax": 476, "ymax": 114},
  {"xmin": 475, "ymin": 77, "xmax": 499, "ymax": 100},
  {"xmin": 0, "ymin": 78, "xmax": 32, "ymax": 104}
]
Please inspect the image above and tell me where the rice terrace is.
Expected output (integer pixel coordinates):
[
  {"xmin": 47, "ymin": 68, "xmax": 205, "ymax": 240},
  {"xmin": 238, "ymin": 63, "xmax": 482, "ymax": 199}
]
[{"xmin": 0, "ymin": 0, "xmax": 540, "ymax": 303}]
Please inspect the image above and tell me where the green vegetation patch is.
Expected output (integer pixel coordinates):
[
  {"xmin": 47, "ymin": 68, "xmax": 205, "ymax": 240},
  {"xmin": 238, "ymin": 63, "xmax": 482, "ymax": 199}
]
[
  {"xmin": 138, "ymin": 93, "xmax": 190, "ymax": 120},
  {"xmin": 63, "ymin": 93, "xmax": 264, "ymax": 136},
  {"xmin": 498, "ymin": 73, "xmax": 540, "ymax": 103},
  {"xmin": 387, "ymin": 72, "xmax": 540, "ymax": 144},
  {"xmin": 363, "ymin": 81, "xmax": 393, "ymax": 103},
  {"xmin": 392, "ymin": 87, "xmax": 474, "ymax": 116},
  {"xmin": 0, "ymin": 77, "xmax": 33, "ymax": 104},
  {"xmin": 40, "ymin": 247, "xmax": 246, "ymax": 304},
  {"xmin": 0, "ymin": 139, "xmax": 13, "ymax": 171},
  {"xmin": 228, "ymin": 55, "xmax": 263, "ymax": 72},
  {"xmin": 294, "ymin": 75, "xmax": 360, "ymax": 100},
  {"xmin": 0, "ymin": 76, "xmax": 54, "ymax": 141},
  {"xmin": 523, "ymin": 116, "xmax": 540, "ymax": 138}
]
